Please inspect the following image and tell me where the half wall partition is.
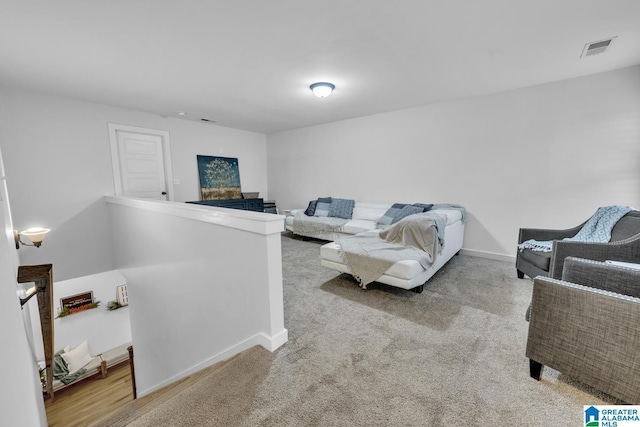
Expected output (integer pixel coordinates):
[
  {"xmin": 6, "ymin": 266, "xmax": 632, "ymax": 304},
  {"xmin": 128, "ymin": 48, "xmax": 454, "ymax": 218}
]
[{"xmin": 105, "ymin": 196, "xmax": 287, "ymax": 396}]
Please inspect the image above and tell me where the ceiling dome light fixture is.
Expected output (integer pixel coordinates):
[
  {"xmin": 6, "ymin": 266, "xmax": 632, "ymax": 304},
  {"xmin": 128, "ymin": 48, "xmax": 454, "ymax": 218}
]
[{"xmin": 310, "ymin": 82, "xmax": 335, "ymax": 98}]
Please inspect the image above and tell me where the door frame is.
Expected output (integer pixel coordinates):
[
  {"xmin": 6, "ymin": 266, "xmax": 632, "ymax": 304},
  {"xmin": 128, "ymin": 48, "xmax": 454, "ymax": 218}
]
[{"xmin": 108, "ymin": 123, "xmax": 175, "ymax": 201}]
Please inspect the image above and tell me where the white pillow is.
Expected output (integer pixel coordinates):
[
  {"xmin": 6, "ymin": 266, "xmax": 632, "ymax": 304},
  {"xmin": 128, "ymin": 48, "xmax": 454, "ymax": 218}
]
[{"xmin": 61, "ymin": 340, "xmax": 93, "ymax": 373}]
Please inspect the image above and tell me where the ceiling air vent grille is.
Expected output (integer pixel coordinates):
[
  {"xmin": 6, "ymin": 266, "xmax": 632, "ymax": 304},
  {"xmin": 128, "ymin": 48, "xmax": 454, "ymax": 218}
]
[{"xmin": 581, "ymin": 37, "xmax": 616, "ymax": 58}]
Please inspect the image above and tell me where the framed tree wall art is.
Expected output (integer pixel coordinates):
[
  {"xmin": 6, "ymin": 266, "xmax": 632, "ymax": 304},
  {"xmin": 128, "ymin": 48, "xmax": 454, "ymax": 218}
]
[{"xmin": 197, "ymin": 155, "xmax": 242, "ymax": 200}]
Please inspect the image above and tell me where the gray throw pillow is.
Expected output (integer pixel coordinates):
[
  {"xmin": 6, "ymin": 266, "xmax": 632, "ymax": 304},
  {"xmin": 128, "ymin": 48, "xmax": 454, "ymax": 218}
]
[
  {"xmin": 412, "ymin": 203, "xmax": 434, "ymax": 212},
  {"xmin": 304, "ymin": 200, "xmax": 317, "ymax": 216},
  {"xmin": 377, "ymin": 205, "xmax": 405, "ymax": 226},
  {"xmin": 391, "ymin": 205, "xmax": 424, "ymax": 223},
  {"xmin": 328, "ymin": 198, "xmax": 355, "ymax": 219},
  {"xmin": 314, "ymin": 202, "xmax": 331, "ymax": 217}
]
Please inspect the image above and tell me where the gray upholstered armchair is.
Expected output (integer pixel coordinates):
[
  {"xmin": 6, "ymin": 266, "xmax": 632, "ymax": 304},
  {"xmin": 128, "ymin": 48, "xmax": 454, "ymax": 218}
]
[
  {"xmin": 516, "ymin": 210, "xmax": 640, "ymax": 280},
  {"xmin": 526, "ymin": 257, "xmax": 640, "ymax": 403}
]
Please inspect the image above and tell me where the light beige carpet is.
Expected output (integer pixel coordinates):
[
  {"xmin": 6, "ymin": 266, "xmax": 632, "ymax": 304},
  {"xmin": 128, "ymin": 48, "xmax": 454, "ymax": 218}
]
[{"xmin": 93, "ymin": 232, "xmax": 620, "ymax": 426}]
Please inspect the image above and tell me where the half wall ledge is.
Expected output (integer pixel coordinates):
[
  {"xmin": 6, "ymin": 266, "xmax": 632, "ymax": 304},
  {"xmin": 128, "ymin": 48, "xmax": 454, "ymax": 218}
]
[{"xmin": 103, "ymin": 196, "xmax": 285, "ymax": 236}]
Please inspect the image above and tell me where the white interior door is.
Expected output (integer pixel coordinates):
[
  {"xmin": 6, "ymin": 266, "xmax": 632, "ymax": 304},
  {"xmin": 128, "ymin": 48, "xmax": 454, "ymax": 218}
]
[
  {"xmin": 108, "ymin": 124, "xmax": 174, "ymax": 201},
  {"xmin": 117, "ymin": 131, "xmax": 166, "ymax": 200}
]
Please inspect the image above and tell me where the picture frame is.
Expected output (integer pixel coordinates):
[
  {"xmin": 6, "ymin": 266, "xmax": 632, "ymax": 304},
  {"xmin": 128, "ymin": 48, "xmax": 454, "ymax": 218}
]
[
  {"xmin": 58, "ymin": 291, "xmax": 99, "ymax": 317},
  {"xmin": 197, "ymin": 155, "xmax": 242, "ymax": 200}
]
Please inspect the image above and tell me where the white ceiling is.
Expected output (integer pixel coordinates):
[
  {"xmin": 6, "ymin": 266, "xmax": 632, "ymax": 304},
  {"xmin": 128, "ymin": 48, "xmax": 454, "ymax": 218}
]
[{"xmin": 1, "ymin": 1, "xmax": 639, "ymax": 134}]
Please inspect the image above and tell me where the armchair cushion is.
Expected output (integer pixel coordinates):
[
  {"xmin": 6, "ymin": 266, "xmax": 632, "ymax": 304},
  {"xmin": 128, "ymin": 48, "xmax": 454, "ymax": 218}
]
[
  {"xmin": 611, "ymin": 214, "xmax": 640, "ymax": 241},
  {"xmin": 518, "ymin": 249, "xmax": 551, "ymax": 271}
]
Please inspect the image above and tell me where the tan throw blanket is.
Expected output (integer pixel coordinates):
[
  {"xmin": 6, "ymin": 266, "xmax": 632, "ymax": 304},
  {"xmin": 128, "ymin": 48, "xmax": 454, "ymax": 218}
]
[
  {"xmin": 338, "ymin": 213, "xmax": 444, "ymax": 289},
  {"xmin": 292, "ymin": 211, "xmax": 349, "ymax": 235}
]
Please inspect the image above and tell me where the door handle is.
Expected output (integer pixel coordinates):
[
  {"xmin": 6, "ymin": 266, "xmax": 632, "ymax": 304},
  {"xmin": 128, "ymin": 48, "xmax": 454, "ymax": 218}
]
[{"xmin": 161, "ymin": 192, "xmax": 167, "ymax": 195}]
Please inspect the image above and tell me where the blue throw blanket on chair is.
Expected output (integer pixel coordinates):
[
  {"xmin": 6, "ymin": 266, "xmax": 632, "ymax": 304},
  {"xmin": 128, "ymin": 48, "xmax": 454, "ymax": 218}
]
[{"xmin": 518, "ymin": 205, "xmax": 632, "ymax": 252}]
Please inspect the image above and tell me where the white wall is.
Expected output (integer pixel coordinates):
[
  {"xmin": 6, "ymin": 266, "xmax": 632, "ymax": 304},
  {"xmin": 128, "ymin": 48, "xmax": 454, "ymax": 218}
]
[
  {"xmin": 28, "ymin": 270, "xmax": 131, "ymax": 359},
  {"xmin": 0, "ymin": 86, "xmax": 268, "ymax": 281},
  {"xmin": 267, "ymin": 66, "xmax": 640, "ymax": 260},
  {"xmin": 106, "ymin": 197, "xmax": 287, "ymax": 396},
  {"xmin": 0, "ymin": 147, "xmax": 47, "ymax": 426},
  {"xmin": 167, "ymin": 118, "xmax": 268, "ymax": 202}
]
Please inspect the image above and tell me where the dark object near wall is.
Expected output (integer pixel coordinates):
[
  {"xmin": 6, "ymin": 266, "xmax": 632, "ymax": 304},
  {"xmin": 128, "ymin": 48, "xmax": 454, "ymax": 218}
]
[
  {"xmin": 128, "ymin": 345, "xmax": 136, "ymax": 399},
  {"xmin": 187, "ymin": 198, "xmax": 264, "ymax": 212},
  {"xmin": 263, "ymin": 200, "xmax": 278, "ymax": 214}
]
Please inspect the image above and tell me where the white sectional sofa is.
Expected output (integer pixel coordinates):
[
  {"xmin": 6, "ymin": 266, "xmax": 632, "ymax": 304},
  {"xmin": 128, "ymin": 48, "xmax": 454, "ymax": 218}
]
[
  {"xmin": 285, "ymin": 201, "xmax": 393, "ymax": 240},
  {"xmin": 285, "ymin": 199, "xmax": 465, "ymax": 293}
]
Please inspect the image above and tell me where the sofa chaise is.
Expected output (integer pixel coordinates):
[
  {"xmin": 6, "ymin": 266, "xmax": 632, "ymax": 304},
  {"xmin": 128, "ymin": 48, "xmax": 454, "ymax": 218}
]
[
  {"xmin": 321, "ymin": 208, "xmax": 465, "ymax": 292},
  {"xmin": 286, "ymin": 198, "xmax": 465, "ymax": 293}
]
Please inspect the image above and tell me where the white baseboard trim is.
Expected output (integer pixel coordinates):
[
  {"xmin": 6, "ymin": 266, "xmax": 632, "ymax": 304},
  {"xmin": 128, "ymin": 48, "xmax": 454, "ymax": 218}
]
[
  {"xmin": 460, "ymin": 248, "xmax": 516, "ymax": 263},
  {"xmin": 259, "ymin": 329, "xmax": 288, "ymax": 351},
  {"xmin": 138, "ymin": 329, "xmax": 287, "ymax": 397}
]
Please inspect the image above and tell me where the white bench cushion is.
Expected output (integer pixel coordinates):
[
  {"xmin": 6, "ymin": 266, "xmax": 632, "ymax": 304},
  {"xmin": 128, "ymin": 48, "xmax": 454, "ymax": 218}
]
[
  {"xmin": 352, "ymin": 203, "xmax": 391, "ymax": 221},
  {"xmin": 341, "ymin": 219, "xmax": 377, "ymax": 235}
]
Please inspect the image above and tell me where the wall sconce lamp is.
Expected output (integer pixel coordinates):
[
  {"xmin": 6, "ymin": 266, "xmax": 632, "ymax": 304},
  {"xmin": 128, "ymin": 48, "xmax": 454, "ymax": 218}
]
[
  {"xmin": 310, "ymin": 82, "xmax": 335, "ymax": 98},
  {"xmin": 20, "ymin": 286, "xmax": 39, "ymax": 307},
  {"xmin": 14, "ymin": 227, "xmax": 51, "ymax": 249}
]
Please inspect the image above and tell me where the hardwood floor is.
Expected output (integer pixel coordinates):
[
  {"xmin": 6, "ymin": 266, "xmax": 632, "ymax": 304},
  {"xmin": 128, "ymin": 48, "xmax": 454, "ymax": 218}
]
[
  {"xmin": 45, "ymin": 362, "xmax": 134, "ymax": 427},
  {"xmin": 47, "ymin": 351, "xmax": 242, "ymax": 426}
]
